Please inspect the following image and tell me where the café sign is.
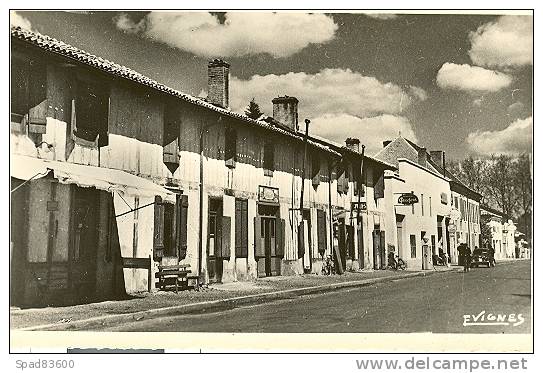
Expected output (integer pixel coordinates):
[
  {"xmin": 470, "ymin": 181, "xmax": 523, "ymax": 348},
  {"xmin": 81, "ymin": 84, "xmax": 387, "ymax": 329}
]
[{"xmin": 398, "ymin": 193, "xmax": 419, "ymax": 205}]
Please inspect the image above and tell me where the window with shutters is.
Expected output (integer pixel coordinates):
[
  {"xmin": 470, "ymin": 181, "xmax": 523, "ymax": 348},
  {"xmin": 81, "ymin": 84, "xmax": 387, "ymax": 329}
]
[
  {"xmin": 73, "ymin": 78, "xmax": 109, "ymax": 146},
  {"xmin": 316, "ymin": 210, "xmax": 327, "ymax": 256},
  {"xmin": 235, "ymin": 199, "xmax": 248, "ymax": 258},
  {"xmin": 11, "ymin": 55, "xmax": 47, "ymax": 136},
  {"xmin": 263, "ymin": 142, "xmax": 274, "ymax": 176},
  {"xmin": 153, "ymin": 194, "xmax": 189, "ymax": 261},
  {"xmin": 225, "ymin": 126, "xmax": 237, "ymax": 168},
  {"xmin": 410, "ymin": 234, "xmax": 417, "ymax": 258}
]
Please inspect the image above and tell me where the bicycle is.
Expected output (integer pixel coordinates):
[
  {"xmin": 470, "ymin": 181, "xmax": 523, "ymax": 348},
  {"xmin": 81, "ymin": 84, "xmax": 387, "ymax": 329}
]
[
  {"xmin": 321, "ymin": 255, "xmax": 336, "ymax": 275},
  {"xmin": 387, "ymin": 255, "xmax": 407, "ymax": 270}
]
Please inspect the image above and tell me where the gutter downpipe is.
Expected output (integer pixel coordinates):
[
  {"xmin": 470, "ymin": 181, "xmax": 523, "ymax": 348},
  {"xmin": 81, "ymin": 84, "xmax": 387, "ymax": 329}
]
[
  {"xmin": 356, "ymin": 145, "xmax": 365, "ymax": 268},
  {"xmin": 198, "ymin": 117, "xmax": 222, "ymax": 284},
  {"xmin": 299, "ymin": 119, "xmax": 310, "ymax": 267},
  {"xmin": 328, "ymin": 156, "xmax": 344, "ymax": 274}
]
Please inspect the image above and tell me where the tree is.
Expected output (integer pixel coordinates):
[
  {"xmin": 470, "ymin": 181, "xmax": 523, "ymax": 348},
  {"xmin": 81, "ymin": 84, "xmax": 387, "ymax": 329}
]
[
  {"xmin": 244, "ymin": 98, "xmax": 263, "ymax": 120},
  {"xmin": 514, "ymin": 153, "xmax": 532, "ymax": 241},
  {"xmin": 485, "ymin": 154, "xmax": 518, "ymax": 219}
]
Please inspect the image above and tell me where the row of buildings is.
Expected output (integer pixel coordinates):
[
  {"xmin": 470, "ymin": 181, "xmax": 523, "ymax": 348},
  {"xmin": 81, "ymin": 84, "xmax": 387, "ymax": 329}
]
[
  {"xmin": 480, "ymin": 205, "xmax": 527, "ymax": 260},
  {"xmin": 11, "ymin": 27, "xmax": 487, "ymax": 306}
]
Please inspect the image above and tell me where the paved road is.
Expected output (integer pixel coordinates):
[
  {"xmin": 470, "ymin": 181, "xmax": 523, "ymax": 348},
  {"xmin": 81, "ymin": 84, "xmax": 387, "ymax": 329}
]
[{"xmin": 102, "ymin": 260, "xmax": 531, "ymax": 333}]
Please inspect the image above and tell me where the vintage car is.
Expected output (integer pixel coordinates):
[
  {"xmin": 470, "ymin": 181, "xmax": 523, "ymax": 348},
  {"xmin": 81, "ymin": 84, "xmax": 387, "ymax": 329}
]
[{"xmin": 471, "ymin": 248, "xmax": 495, "ymax": 268}]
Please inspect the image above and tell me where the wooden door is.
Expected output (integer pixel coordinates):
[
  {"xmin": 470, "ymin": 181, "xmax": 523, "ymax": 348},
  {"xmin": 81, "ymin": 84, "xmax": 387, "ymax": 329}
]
[
  {"xmin": 207, "ymin": 212, "xmax": 223, "ymax": 283},
  {"xmin": 69, "ymin": 188, "xmax": 98, "ymax": 303}
]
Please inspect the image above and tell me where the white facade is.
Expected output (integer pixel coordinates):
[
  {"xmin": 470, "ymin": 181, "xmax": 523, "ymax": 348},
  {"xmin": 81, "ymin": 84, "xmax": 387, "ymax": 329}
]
[{"xmin": 383, "ymin": 159, "xmax": 452, "ymax": 270}]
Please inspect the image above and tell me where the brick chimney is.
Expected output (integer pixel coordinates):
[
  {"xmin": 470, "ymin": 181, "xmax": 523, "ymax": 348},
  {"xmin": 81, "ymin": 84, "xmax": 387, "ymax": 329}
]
[
  {"xmin": 417, "ymin": 147, "xmax": 427, "ymax": 168},
  {"xmin": 272, "ymin": 96, "xmax": 299, "ymax": 131},
  {"xmin": 383, "ymin": 140, "xmax": 392, "ymax": 148},
  {"xmin": 208, "ymin": 59, "xmax": 230, "ymax": 108},
  {"xmin": 345, "ymin": 138, "xmax": 361, "ymax": 153},
  {"xmin": 430, "ymin": 150, "xmax": 446, "ymax": 174}
]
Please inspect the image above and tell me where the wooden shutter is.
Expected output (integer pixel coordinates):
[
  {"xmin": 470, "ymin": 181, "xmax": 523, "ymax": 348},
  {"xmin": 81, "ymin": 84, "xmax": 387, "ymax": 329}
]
[
  {"xmin": 241, "ymin": 201, "xmax": 248, "ymax": 257},
  {"xmin": 372, "ymin": 230, "xmax": 380, "ymax": 269},
  {"xmin": 178, "ymin": 195, "xmax": 188, "ymax": 259},
  {"xmin": 374, "ymin": 173, "xmax": 385, "ymax": 199},
  {"xmin": 379, "ymin": 230, "xmax": 386, "ymax": 268},
  {"xmin": 347, "ymin": 225, "xmax": 355, "ymax": 258},
  {"xmin": 153, "ymin": 197, "xmax": 165, "ymax": 261},
  {"xmin": 276, "ymin": 217, "xmax": 285, "ymax": 258},
  {"xmin": 317, "ymin": 210, "xmax": 327, "ymax": 256},
  {"xmin": 254, "ymin": 217, "xmax": 265, "ymax": 258},
  {"xmin": 221, "ymin": 216, "xmax": 231, "ymax": 259},
  {"xmin": 235, "ymin": 199, "xmax": 248, "ymax": 258},
  {"xmin": 28, "ymin": 60, "xmax": 47, "ymax": 134},
  {"xmin": 235, "ymin": 200, "xmax": 242, "ymax": 256},
  {"xmin": 297, "ymin": 222, "xmax": 305, "ymax": 259},
  {"xmin": 163, "ymin": 138, "xmax": 180, "ymax": 173}
]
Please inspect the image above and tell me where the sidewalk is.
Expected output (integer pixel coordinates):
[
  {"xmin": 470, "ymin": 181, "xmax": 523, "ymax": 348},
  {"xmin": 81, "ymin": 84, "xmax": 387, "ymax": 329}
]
[{"xmin": 11, "ymin": 266, "xmax": 460, "ymax": 331}]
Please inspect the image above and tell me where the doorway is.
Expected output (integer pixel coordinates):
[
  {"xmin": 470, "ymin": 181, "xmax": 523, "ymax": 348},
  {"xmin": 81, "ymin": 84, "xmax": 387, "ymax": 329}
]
[
  {"xmin": 256, "ymin": 204, "xmax": 281, "ymax": 277},
  {"xmin": 207, "ymin": 198, "xmax": 223, "ymax": 283},
  {"xmin": 69, "ymin": 187, "xmax": 98, "ymax": 303},
  {"xmin": 396, "ymin": 214, "xmax": 404, "ymax": 259}
]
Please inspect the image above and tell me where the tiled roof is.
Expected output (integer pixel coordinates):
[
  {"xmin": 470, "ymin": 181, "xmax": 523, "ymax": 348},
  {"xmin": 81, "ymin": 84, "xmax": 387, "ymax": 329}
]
[{"xmin": 11, "ymin": 26, "xmax": 341, "ymax": 157}]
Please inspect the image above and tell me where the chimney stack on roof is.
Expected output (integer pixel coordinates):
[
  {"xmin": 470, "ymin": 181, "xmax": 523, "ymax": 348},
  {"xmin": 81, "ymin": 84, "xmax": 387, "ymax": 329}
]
[
  {"xmin": 430, "ymin": 150, "xmax": 446, "ymax": 175},
  {"xmin": 417, "ymin": 147, "xmax": 428, "ymax": 168},
  {"xmin": 207, "ymin": 59, "xmax": 230, "ymax": 108},
  {"xmin": 345, "ymin": 138, "xmax": 361, "ymax": 153},
  {"xmin": 272, "ymin": 96, "xmax": 299, "ymax": 131}
]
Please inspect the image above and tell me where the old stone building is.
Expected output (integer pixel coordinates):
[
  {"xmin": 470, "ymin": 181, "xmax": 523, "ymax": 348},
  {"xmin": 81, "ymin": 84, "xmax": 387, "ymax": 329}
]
[{"xmin": 10, "ymin": 26, "xmax": 394, "ymax": 306}]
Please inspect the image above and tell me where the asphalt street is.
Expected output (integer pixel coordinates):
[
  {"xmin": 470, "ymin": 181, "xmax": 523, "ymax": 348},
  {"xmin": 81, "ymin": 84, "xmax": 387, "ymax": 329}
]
[{"xmin": 101, "ymin": 260, "xmax": 531, "ymax": 333}]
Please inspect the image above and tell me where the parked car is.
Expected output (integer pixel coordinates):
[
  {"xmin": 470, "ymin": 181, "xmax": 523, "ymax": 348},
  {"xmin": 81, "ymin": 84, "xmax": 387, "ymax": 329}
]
[{"xmin": 471, "ymin": 248, "xmax": 495, "ymax": 268}]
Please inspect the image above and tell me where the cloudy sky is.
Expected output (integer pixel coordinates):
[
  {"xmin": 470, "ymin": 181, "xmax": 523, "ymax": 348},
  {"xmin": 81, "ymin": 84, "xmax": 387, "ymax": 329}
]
[{"xmin": 11, "ymin": 11, "xmax": 533, "ymax": 159}]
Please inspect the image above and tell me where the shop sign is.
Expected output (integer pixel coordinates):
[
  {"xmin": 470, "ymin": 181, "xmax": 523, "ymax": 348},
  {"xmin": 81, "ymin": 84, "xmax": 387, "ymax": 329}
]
[
  {"xmin": 258, "ymin": 185, "xmax": 279, "ymax": 204},
  {"xmin": 397, "ymin": 193, "xmax": 419, "ymax": 205},
  {"xmin": 351, "ymin": 201, "xmax": 367, "ymax": 211}
]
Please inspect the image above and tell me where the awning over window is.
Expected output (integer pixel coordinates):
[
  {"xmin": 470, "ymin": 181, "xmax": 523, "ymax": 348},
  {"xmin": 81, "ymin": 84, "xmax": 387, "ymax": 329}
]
[{"xmin": 11, "ymin": 154, "xmax": 175, "ymax": 202}]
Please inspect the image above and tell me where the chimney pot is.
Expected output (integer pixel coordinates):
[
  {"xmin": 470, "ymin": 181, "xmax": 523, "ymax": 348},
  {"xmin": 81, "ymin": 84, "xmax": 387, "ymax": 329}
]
[
  {"xmin": 430, "ymin": 150, "xmax": 446, "ymax": 175},
  {"xmin": 345, "ymin": 138, "xmax": 361, "ymax": 153},
  {"xmin": 272, "ymin": 96, "xmax": 299, "ymax": 131},
  {"xmin": 207, "ymin": 59, "xmax": 230, "ymax": 108}
]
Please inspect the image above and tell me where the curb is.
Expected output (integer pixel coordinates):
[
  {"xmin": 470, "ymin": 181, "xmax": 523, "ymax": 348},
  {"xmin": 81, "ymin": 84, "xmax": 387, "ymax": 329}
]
[{"xmin": 17, "ymin": 268, "xmax": 459, "ymax": 331}]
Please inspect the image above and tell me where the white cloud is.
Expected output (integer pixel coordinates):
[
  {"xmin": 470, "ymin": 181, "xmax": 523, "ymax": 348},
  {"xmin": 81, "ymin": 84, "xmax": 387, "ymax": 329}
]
[
  {"xmin": 312, "ymin": 114, "xmax": 417, "ymax": 155},
  {"xmin": 10, "ymin": 11, "xmax": 32, "ymax": 30},
  {"xmin": 469, "ymin": 15, "xmax": 533, "ymax": 68},
  {"xmin": 466, "ymin": 116, "xmax": 532, "ymax": 155},
  {"xmin": 365, "ymin": 13, "xmax": 399, "ymax": 20},
  {"xmin": 230, "ymin": 68, "xmax": 426, "ymax": 120},
  {"xmin": 114, "ymin": 12, "xmax": 338, "ymax": 58},
  {"xmin": 436, "ymin": 63, "xmax": 512, "ymax": 93},
  {"xmin": 409, "ymin": 86, "xmax": 428, "ymax": 101}
]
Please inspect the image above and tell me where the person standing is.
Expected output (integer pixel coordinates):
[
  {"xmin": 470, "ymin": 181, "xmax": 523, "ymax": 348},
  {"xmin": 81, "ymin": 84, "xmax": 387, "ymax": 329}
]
[{"xmin": 464, "ymin": 245, "xmax": 472, "ymax": 272}]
